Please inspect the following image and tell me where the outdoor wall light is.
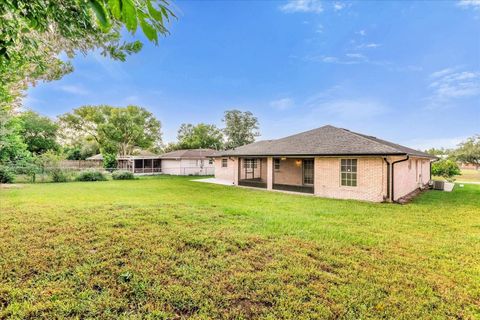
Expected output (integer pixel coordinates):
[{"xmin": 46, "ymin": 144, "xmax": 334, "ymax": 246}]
[
  {"xmin": 281, "ymin": 157, "xmax": 286, "ymax": 161},
  {"xmin": 295, "ymin": 160, "xmax": 302, "ymax": 166}
]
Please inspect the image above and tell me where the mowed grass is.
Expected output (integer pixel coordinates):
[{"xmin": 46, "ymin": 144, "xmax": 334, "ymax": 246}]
[
  {"xmin": 0, "ymin": 176, "xmax": 479, "ymax": 319},
  {"xmin": 458, "ymin": 169, "xmax": 480, "ymax": 183}
]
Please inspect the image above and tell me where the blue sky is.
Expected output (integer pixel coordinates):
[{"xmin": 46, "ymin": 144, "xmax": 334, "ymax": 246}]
[{"xmin": 25, "ymin": 0, "xmax": 480, "ymax": 150}]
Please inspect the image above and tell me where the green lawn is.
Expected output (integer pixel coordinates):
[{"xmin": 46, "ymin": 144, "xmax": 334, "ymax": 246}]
[
  {"xmin": 433, "ymin": 169, "xmax": 480, "ymax": 184},
  {"xmin": 1, "ymin": 176, "xmax": 479, "ymax": 319},
  {"xmin": 457, "ymin": 169, "xmax": 480, "ymax": 183}
]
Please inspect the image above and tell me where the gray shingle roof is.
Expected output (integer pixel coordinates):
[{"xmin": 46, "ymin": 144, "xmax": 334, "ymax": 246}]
[
  {"xmin": 160, "ymin": 148, "xmax": 216, "ymax": 159},
  {"xmin": 215, "ymin": 125, "xmax": 436, "ymax": 158}
]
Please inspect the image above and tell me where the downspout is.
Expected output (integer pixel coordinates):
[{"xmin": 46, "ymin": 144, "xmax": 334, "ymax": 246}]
[
  {"xmin": 383, "ymin": 157, "xmax": 390, "ymax": 201},
  {"xmin": 391, "ymin": 155, "xmax": 409, "ymax": 202}
]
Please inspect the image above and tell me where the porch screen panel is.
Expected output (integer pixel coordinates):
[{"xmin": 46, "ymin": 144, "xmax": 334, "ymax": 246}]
[{"xmin": 303, "ymin": 159, "xmax": 314, "ymax": 185}]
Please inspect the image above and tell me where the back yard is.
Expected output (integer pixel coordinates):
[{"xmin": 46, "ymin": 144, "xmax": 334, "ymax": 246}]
[{"xmin": 0, "ymin": 176, "xmax": 479, "ymax": 319}]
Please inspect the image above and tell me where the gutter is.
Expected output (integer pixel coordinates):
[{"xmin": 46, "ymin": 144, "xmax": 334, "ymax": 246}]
[{"xmin": 391, "ymin": 156, "xmax": 409, "ymax": 202}]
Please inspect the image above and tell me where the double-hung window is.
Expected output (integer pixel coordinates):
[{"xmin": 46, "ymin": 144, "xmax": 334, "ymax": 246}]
[
  {"xmin": 274, "ymin": 159, "xmax": 280, "ymax": 171},
  {"xmin": 341, "ymin": 159, "xmax": 357, "ymax": 187},
  {"xmin": 222, "ymin": 159, "xmax": 228, "ymax": 168}
]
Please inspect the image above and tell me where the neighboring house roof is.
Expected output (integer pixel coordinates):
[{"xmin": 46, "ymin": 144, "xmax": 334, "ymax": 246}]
[
  {"xmin": 160, "ymin": 149, "xmax": 217, "ymax": 160},
  {"xmin": 86, "ymin": 150, "xmax": 161, "ymax": 161},
  {"xmin": 214, "ymin": 125, "xmax": 436, "ymax": 159}
]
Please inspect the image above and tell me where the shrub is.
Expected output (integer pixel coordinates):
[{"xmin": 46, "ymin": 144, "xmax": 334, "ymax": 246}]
[
  {"xmin": 432, "ymin": 159, "xmax": 460, "ymax": 182},
  {"xmin": 0, "ymin": 166, "xmax": 15, "ymax": 183},
  {"xmin": 76, "ymin": 170, "xmax": 107, "ymax": 182},
  {"xmin": 49, "ymin": 168, "xmax": 68, "ymax": 183},
  {"xmin": 112, "ymin": 170, "xmax": 135, "ymax": 180}
]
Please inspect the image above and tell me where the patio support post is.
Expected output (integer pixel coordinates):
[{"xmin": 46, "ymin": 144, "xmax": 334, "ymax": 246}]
[
  {"xmin": 234, "ymin": 157, "xmax": 239, "ymax": 185},
  {"xmin": 267, "ymin": 157, "xmax": 273, "ymax": 190}
]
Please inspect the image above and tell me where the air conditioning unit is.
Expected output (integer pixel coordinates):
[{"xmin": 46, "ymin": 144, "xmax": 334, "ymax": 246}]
[{"xmin": 432, "ymin": 180, "xmax": 444, "ymax": 190}]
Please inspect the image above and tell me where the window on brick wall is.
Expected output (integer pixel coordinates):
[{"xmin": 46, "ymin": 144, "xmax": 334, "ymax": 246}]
[
  {"xmin": 340, "ymin": 159, "xmax": 357, "ymax": 187},
  {"xmin": 222, "ymin": 159, "xmax": 228, "ymax": 167},
  {"xmin": 274, "ymin": 159, "xmax": 280, "ymax": 171}
]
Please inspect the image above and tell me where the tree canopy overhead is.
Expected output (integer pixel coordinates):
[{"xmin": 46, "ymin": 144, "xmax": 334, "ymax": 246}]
[{"xmin": 0, "ymin": 0, "xmax": 175, "ymax": 109}]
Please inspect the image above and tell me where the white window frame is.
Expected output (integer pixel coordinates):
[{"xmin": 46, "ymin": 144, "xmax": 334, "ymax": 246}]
[
  {"xmin": 222, "ymin": 159, "xmax": 228, "ymax": 168},
  {"xmin": 340, "ymin": 159, "xmax": 357, "ymax": 187}
]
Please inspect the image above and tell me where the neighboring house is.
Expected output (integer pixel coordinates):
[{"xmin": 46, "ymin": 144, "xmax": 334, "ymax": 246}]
[
  {"xmin": 459, "ymin": 162, "xmax": 479, "ymax": 170},
  {"xmin": 86, "ymin": 150, "xmax": 161, "ymax": 174},
  {"xmin": 87, "ymin": 148, "xmax": 216, "ymax": 175},
  {"xmin": 160, "ymin": 149, "xmax": 216, "ymax": 175},
  {"xmin": 213, "ymin": 125, "xmax": 437, "ymax": 202}
]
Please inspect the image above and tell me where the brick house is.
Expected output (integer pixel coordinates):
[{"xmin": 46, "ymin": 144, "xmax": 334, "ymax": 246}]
[{"xmin": 213, "ymin": 125, "xmax": 437, "ymax": 202}]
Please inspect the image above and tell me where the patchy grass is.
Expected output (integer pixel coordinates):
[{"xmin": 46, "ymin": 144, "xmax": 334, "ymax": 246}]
[{"xmin": 0, "ymin": 176, "xmax": 479, "ymax": 319}]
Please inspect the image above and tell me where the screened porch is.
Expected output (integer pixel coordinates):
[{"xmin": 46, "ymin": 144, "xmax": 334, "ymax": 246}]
[
  {"xmin": 133, "ymin": 158, "xmax": 161, "ymax": 174},
  {"xmin": 272, "ymin": 157, "xmax": 314, "ymax": 194},
  {"xmin": 237, "ymin": 158, "xmax": 268, "ymax": 188}
]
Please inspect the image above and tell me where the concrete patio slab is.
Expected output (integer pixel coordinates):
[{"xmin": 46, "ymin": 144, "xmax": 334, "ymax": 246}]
[{"xmin": 192, "ymin": 178, "xmax": 235, "ymax": 186}]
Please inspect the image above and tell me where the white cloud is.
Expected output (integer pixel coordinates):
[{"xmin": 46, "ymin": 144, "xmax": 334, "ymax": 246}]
[
  {"xmin": 333, "ymin": 1, "xmax": 346, "ymax": 11},
  {"xmin": 356, "ymin": 43, "xmax": 381, "ymax": 49},
  {"xmin": 270, "ymin": 98, "xmax": 294, "ymax": 110},
  {"xmin": 430, "ymin": 68, "xmax": 456, "ymax": 79},
  {"xmin": 58, "ymin": 85, "xmax": 89, "ymax": 95},
  {"xmin": 306, "ymin": 53, "xmax": 367, "ymax": 64},
  {"xmin": 315, "ymin": 24, "xmax": 324, "ymax": 33},
  {"xmin": 280, "ymin": 0, "xmax": 323, "ymax": 14},
  {"xmin": 426, "ymin": 68, "xmax": 480, "ymax": 109},
  {"xmin": 345, "ymin": 53, "xmax": 366, "ymax": 59},
  {"xmin": 457, "ymin": 0, "xmax": 480, "ymax": 9},
  {"xmin": 356, "ymin": 30, "xmax": 367, "ymax": 36}
]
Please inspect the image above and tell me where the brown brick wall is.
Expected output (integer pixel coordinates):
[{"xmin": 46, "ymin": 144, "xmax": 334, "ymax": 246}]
[
  {"xmin": 314, "ymin": 157, "xmax": 388, "ymax": 202},
  {"xmin": 273, "ymin": 158, "xmax": 303, "ymax": 185},
  {"xmin": 393, "ymin": 156, "xmax": 430, "ymax": 200}
]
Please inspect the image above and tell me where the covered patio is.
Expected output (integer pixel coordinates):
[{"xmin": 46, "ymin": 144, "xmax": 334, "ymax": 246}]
[
  {"xmin": 236, "ymin": 157, "xmax": 314, "ymax": 194},
  {"xmin": 272, "ymin": 157, "xmax": 314, "ymax": 194},
  {"xmin": 237, "ymin": 157, "xmax": 268, "ymax": 188}
]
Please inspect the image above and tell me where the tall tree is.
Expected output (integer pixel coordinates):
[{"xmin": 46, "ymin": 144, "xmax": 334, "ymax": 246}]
[
  {"xmin": 222, "ymin": 110, "xmax": 260, "ymax": 149},
  {"xmin": 59, "ymin": 105, "xmax": 162, "ymax": 160},
  {"xmin": 18, "ymin": 111, "xmax": 59, "ymax": 155},
  {"xmin": 0, "ymin": 0, "xmax": 175, "ymax": 109},
  {"xmin": 177, "ymin": 123, "xmax": 223, "ymax": 150},
  {"xmin": 455, "ymin": 135, "xmax": 480, "ymax": 169},
  {"xmin": 0, "ymin": 110, "xmax": 30, "ymax": 165}
]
